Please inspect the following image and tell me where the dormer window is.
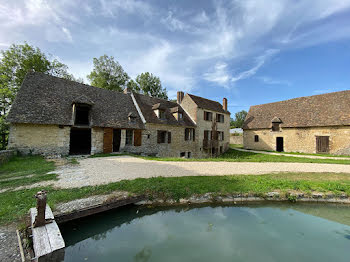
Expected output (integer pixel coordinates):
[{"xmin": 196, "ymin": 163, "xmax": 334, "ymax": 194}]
[
  {"xmin": 271, "ymin": 117, "xmax": 282, "ymax": 132},
  {"xmin": 128, "ymin": 112, "xmax": 137, "ymax": 123},
  {"xmin": 178, "ymin": 112, "xmax": 183, "ymax": 119},
  {"xmin": 159, "ymin": 110, "xmax": 166, "ymax": 119},
  {"xmin": 74, "ymin": 104, "xmax": 90, "ymax": 126}
]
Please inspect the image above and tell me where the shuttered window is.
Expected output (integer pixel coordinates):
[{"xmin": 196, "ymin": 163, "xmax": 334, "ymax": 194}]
[
  {"xmin": 185, "ymin": 128, "xmax": 195, "ymax": 141},
  {"xmin": 216, "ymin": 114, "xmax": 224, "ymax": 123},
  {"xmin": 157, "ymin": 130, "xmax": 167, "ymax": 143},
  {"xmin": 316, "ymin": 136, "xmax": 330, "ymax": 153},
  {"xmin": 126, "ymin": 130, "xmax": 133, "ymax": 145},
  {"xmin": 204, "ymin": 111, "xmax": 212, "ymax": 121}
]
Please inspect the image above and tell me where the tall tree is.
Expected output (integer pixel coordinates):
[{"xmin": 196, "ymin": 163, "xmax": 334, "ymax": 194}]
[
  {"xmin": 87, "ymin": 55, "xmax": 129, "ymax": 92},
  {"xmin": 134, "ymin": 72, "xmax": 168, "ymax": 99},
  {"xmin": 230, "ymin": 110, "xmax": 248, "ymax": 128},
  {"xmin": 0, "ymin": 42, "xmax": 75, "ymax": 149}
]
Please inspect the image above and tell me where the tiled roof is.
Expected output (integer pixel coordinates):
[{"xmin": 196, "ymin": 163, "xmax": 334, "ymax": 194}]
[
  {"xmin": 133, "ymin": 93, "xmax": 195, "ymax": 127},
  {"xmin": 244, "ymin": 90, "xmax": 350, "ymax": 129},
  {"xmin": 187, "ymin": 94, "xmax": 228, "ymax": 114},
  {"xmin": 7, "ymin": 72, "xmax": 144, "ymax": 129}
]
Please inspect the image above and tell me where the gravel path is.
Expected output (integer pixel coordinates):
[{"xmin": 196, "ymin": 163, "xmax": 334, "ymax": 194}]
[
  {"xmin": 49, "ymin": 156, "xmax": 350, "ymax": 189},
  {"xmin": 233, "ymin": 148, "xmax": 350, "ymax": 160}
]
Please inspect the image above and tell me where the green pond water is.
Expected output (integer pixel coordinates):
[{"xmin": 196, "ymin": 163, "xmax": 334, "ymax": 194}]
[{"xmin": 60, "ymin": 203, "xmax": 350, "ymax": 262}]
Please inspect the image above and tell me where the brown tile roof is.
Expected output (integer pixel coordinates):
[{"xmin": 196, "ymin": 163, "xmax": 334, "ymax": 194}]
[
  {"xmin": 133, "ymin": 93, "xmax": 195, "ymax": 127},
  {"xmin": 243, "ymin": 90, "xmax": 350, "ymax": 129},
  {"xmin": 187, "ymin": 94, "xmax": 229, "ymax": 114},
  {"xmin": 7, "ymin": 72, "xmax": 144, "ymax": 129}
]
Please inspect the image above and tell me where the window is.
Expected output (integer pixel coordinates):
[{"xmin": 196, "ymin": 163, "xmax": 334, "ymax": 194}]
[
  {"xmin": 254, "ymin": 135, "xmax": 259, "ymax": 142},
  {"xmin": 217, "ymin": 131, "xmax": 224, "ymax": 141},
  {"xmin": 126, "ymin": 130, "xmax": 133, "ymax": 145},
  {"xmin": 204, "ymin": 111, "xmax": 213, "ymax": 121},
  {"xmin": 159, "ymin": 110, "xmax": 166, "ymax": 119},
  {"xmin": 185, "ymin": 128, "xmax": 195, "ymax": 141},
  {"xmin": 204, "ymin": 130, "xmax": 210, "ymax": 140},
  {"xmin": 220, "ymin": 146, "xmax": 223, "ymax": 153},
  {"xmin": 272, "ymin": 123, "xmax": 280, "ymax": 132},
  {"xmin": 216, "ymin": 114, "xmax": 224, "ymax": 123},
  {"xmin": 168, "ymin": 132, "xmax": 171, "ymax": 143},
  {"xmin": 187, "ymin": 152, "xmax": 191, "ymax": 158},
  {"xmin": 157, "ymin": 130, "xmax": 167, "ymax": 143},
  {"xmin": 180, "ymin": 152, "xmax": 186, "ymax": 157},
  {"xmin": 74, "ymin": 105, "xmax": 90, "ymax": 125}
]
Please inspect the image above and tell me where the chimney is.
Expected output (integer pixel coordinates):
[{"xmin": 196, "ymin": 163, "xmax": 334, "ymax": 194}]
[
  {"xmin": 223, "ymin": 98, "xmax": 227, "ymax": 111},
  {"xmin": 123, "ymin": 87, "xmax": 131, "ymax": 94},
  {"xmin": 177, "ymin": 91, "xmax": 184, "ymax": 104}
]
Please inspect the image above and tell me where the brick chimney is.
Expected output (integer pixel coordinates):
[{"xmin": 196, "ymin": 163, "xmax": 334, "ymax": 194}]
[
  {"xmin": 177, "ymin": 91, "xmax": 184, "ymax": 104},
  {"xmin": 223, "ymin": 98, "xmax": 227, "ymax": 111}
]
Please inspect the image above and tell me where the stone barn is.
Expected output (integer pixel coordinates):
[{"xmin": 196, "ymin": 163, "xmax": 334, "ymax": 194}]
[
  {"xmin": 243, "ymin": 90, "xmax": 350, "ymax": 155},
  {"xmin": 7, "ymin": 72, "xmax": 230, "ymax": 157}
]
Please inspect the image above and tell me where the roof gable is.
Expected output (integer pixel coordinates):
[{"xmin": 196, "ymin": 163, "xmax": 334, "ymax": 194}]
[
  {"xmin": 133, "ymin": 93, "xmax": 195, "ymax": 127},
  {"xmin": 244, "ymin": 90, "xmax": 350, "ymax": 129},
  {"xmin": 187, "ymin": 94, "xmax": 228, "ymax": 114}
]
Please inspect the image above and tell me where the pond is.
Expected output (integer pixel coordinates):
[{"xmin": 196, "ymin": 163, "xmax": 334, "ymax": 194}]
[{"xmin": 60, "ymin": 203, "xmax": 350, "ymax": 262}]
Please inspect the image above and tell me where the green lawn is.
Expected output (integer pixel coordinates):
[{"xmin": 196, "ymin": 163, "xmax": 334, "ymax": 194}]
[
  {"xmin": 1, "ymin": 155, "xmax": 350, "ymax": 225},
  {"xmin": 0, "ymin": 156, "xmax": 57, "ymax": 190}
]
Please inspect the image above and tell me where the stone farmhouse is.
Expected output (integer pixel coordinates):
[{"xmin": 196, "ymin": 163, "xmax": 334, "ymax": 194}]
[
  {"xmin": 243, "ymin": 90, "xmax": 350, "ymax": 155},
  {"xmin": 7, "ymin": 72, "xmax": 230, "ymax": 158}
]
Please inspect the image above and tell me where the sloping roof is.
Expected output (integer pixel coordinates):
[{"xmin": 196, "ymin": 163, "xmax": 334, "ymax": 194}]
[
  {"xmin": 7, "ymin": 72, "xmax": 144, "ymax": 129},
  {"xmin": 243, "ymin": 90, "xmax": 350, "ymax": 129},
  {"xmin": 133, "ymin": 93, "xmax": 195, "ymax": 127},
  {"xmin": 187, "ymin": 94, "xmax": 229, "ymax": 114}
]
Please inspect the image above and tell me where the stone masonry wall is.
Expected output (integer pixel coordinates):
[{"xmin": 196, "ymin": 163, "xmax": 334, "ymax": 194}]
[
  {"xmin": 91, "ymin": 127, "xmax": 104, "ymax": 154},
  {"xmin": 195, "ymin": 108, "xmax": 231, "ymax": 157},
  {"xmin": 123, "ymin": 123, "xmax": 198, "ymax": 158},
  {"xmin": 230, "ymin": 135, "xmax": 243, "ymax": 145},
  {"xmin": 243, "ymin": 126, "xmax": 350, "ymax": 155},
  {"xmin": 8, "ymin": 123, "xmax": 71, "ymax": 156}
]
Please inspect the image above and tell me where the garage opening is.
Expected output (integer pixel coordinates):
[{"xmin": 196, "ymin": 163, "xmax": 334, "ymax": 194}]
[
  {"xmin": 113, "ymin": 129, "xmax": 121, "ymax": 152},
  {"xmin": 70, "ymin": 128, "xmax": 91, "ymax": 155},
  {"xmin": 316, "ymin": 136, "xmax": 330, "ymax": 153}
]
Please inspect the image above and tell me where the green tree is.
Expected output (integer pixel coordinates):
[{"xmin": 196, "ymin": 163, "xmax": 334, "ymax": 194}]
[
  {"xmin": 134, "ymin": 72, "xmax": 168, "ymax": 99},
  {"xmin": 87, "ymin": 55, "xmax": 129, "ymax": 92},
  {"xmin": 0, "ymin": 42, "xmax": 75, "ymax": 149},
  {"xmin": 230, "ymin": 110, "xmax": 248, "ymax": 128},
  {"xmin": 126, "ymin": 79, "xmax": 141, "ymax": 93}
]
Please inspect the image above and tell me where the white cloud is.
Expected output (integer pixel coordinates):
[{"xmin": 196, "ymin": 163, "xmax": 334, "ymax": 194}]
[
  {"xmin": 203, "ymin": 62, "xmax": 230, "ymax": 86},
  {"xmin": 99, "ymin": 0, "xmax": 153, "ymax": 17},
  {"xmin": 161, "ymin": 11, "xmax": 190, "ymax": 32},
  {"xmin": 231, "ymin": 49, "xmax": 279, "ymax": 84}
]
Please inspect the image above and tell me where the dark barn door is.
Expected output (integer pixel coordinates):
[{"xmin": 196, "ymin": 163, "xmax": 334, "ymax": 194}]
[
  {"xmin": 113, "ymin": 129, "xmax": 121, "ymax": 152},
  {"xmin": 69, "ymin": 128, "xmax": 91, "ymax": 155},
  {"xmin": 316, "ymin": 136, "xmax": 330, "ymax": 153},
  {"xmin": 276, "ymin": 137, "xmax": 284, "ymax": 152}
]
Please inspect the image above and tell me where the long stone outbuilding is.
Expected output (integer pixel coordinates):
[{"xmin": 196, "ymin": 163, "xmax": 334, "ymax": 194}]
[
  {"xmin": 7, "ymin": 72, "xmax": 230, "ymax": 158},
  {"xmin": 243, "ymin": 90, "xmax": 350, "ymax": 155}
]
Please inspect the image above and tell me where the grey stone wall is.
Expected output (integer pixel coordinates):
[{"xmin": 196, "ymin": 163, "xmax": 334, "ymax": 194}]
[{"xmin": 0, "ymin": 150, "xmax": 17, "ymax": 164}]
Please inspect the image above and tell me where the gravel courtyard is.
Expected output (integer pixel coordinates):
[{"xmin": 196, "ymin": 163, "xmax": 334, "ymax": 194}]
[{"xmin": 50, "ymin": 156, "xmax": 350, "ymax": 188}]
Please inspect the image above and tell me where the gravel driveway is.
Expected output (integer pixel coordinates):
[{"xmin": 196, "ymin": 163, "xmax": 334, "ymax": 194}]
[{"xmin": 50, "ymin": 156, "xmax": 350, "ymax": 188}]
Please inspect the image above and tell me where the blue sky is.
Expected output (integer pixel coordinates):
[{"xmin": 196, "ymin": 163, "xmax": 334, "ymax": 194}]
[{"xmin": 1, "ymin": 0, "xmax": 350, "ymax": 114}]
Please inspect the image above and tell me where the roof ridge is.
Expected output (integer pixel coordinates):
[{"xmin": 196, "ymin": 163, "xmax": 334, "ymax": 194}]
[
  {"xmin": 187, "ymin": 93, "xmax": 222, "ymax": 105},
  {"xmin": 251, "ymin": 89, "xmax": 350, "ymax": 108}
]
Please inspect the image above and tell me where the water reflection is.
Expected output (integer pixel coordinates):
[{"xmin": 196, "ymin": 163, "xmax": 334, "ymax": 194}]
[{"xmin": 60, "ymin": 203, "xmax": 350, "ymax": 262}]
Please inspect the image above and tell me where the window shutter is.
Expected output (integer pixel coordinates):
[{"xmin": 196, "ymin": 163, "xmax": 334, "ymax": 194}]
[
  {"xmin": 204, "ymin": 111, "xmax": 207, "ymax": 120},
  {"xmin": 168, "ymin": 132, "xmax": 171, "ymax": 143},
  {"xmin": 193, "ymin": 129, "xmax": 195, "ymax": 141},
  {"xmin": 157, "ymin": 131, "xmax": 161, "ymax": 143}
]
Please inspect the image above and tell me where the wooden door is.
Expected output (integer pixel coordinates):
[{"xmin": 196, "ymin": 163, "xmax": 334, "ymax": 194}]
[
  {"xmin": 134, "ymin": 130, "xmax": 142, "ymax": 146},
  {"xmin": 103, "ymin": 128, "xmax": 113, "ymax": 153},
  {"xmin": 316, "ymin": 136, "xmax": 329, "ymax": 153}
]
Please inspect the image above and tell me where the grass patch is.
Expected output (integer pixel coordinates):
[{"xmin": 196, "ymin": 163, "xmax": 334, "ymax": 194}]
[
  {"xmin": 0, "ymin": 173, "xmax": 58, "ymax": 189},
  {"xmin": 0, "ymin": 155, "xmax": 55, "ymax": 179},
  {"xmin": 1, "ymin": 172, "xmax": 350, "ymax": 225},
  {"xmin": 138, "ymin": 148, "xmax": 350, "ymax": 165}
]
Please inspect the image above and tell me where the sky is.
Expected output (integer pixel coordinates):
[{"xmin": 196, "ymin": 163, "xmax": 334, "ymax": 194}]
[{"xmin": 1, "ymin": 0, "xmax": 350, "ymax": 114}]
